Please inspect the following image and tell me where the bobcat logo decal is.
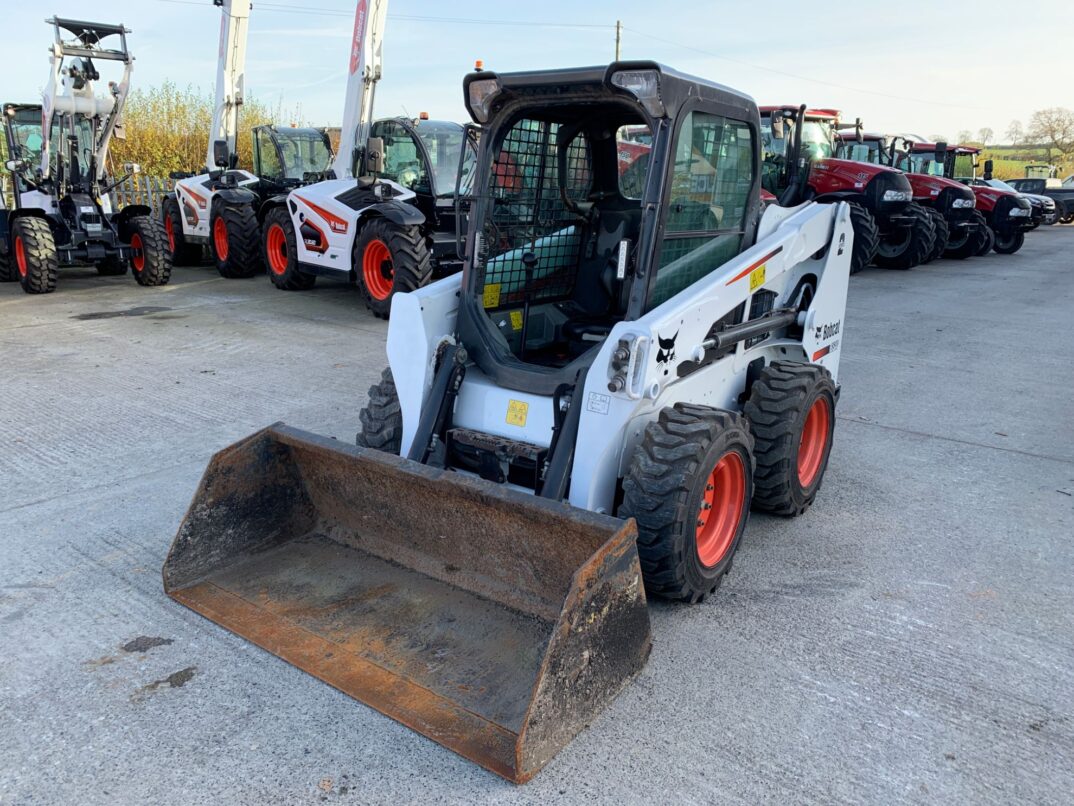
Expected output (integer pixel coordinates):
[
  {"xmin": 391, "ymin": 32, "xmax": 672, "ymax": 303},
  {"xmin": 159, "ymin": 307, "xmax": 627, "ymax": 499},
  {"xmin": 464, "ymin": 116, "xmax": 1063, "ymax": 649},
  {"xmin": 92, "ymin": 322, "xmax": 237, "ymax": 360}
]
[{"xmin": 656, "ymin": 331, "xmax": 678, "ymax": 365}]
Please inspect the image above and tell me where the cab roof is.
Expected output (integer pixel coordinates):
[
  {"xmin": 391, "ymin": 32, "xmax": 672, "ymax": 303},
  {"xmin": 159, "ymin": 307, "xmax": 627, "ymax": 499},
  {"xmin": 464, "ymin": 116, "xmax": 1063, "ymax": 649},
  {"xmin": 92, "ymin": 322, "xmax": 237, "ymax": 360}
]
[{"xmin": 760, "ymin": 105, "xmax": 841, "ymax": 120}]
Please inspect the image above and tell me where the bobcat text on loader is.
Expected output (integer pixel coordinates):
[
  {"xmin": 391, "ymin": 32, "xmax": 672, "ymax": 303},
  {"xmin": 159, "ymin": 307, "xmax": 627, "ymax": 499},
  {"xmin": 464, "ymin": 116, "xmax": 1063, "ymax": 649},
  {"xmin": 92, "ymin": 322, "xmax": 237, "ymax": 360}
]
[
  {"xmin": 0, "ymin": 18, "xmax": 170, "ymax": 293},
  {"xmin": 164, "ymin": 62, "xmax": 854, "ymax": 783}
]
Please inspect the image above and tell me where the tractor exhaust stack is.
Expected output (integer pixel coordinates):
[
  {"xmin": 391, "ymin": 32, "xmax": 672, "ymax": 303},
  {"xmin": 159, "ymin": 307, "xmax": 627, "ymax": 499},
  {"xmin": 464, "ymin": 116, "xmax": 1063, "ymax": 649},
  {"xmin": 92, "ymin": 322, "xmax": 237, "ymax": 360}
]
[{"xmin": 163, "ymin": 425, "xmax": 651, "ymax": 783}]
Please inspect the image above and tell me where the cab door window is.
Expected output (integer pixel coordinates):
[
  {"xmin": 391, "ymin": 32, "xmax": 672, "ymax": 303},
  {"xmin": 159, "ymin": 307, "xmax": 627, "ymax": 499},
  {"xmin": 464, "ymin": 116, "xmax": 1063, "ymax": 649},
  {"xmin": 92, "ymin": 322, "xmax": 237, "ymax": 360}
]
[
  {"xmin": 649, "ymin": 111, "xmax": 754, "ymax": 310},
  {"xmin": 377, "ymin": 121, "xmax": 430, "ymax": 194}
]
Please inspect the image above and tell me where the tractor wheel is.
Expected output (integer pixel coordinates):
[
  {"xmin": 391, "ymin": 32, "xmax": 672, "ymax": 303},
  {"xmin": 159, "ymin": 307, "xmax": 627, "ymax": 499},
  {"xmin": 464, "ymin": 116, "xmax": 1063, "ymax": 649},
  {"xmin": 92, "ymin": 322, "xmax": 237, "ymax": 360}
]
[
  {"xmin": 162, "ymin": 196, "xmax": 202, "ymax": 266},
  {"xmin": 944, "ymin": 210, "xmax": 985, "ymax": 259},
  {"xmin": 619, "ymin": 403, "xmax": 754, "ymax": 604},
  {"xmin": 992, "ymin": 229, "xmax": 1025, "ymax": 255},
  {"xmin": 976, "ymin": 223, "xmax": 996, "ymax": 257},
  {"xmin": 356, "ymin": 367, "xmax": 403, "ymax": 454},
  {"xmin": 843, "ymin": 201, "xmax": 879, "ymax": 275},
  {"xmin": 924, "ymin": 208, "xmax": 949, "ymax": 263},
  {"xmin": 210, "ymin": 202, "xmax": 262, "ymax": 278},
  {"xmin": 263, "ymin": 207, "xmax": 316, "ymax": 290},
  {"xmin": 873, "ymin": 202, "xmax": 933, "ymax": 270},
  {"xmin": 12, "ymin": 217, "xmax": 59, "ymax": 294},
  {"xmin": 744, "ymin": 361, "xmax": 837, "ymax": 516},
  {"xmin": 125, "ymin": 216, "xmax": 172, "ymax": 286},
  {"xmin": 1061, "ymin": 212, "xmax": 1074, "ymax": 225},
  {"xmin": 96, "ymin": 256, "xmax": 128, "ymax": 276},
  {"xmin": 353, "ymin": 217, "xmax": 432, "ymax": 319}
]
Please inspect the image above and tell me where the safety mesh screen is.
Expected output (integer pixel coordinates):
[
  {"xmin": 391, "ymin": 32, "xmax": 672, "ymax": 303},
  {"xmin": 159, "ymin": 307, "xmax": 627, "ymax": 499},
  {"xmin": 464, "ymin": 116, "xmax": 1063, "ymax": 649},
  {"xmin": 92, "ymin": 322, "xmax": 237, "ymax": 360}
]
[{"xmin": 476, "ymin": 119, "xmax": 592, "ymax": 310}]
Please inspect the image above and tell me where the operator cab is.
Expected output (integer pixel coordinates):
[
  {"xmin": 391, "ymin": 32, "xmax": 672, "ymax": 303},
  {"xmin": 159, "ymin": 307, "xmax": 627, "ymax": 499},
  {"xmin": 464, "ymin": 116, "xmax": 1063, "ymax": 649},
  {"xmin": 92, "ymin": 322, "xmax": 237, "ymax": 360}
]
[
  {"xmin": 459, "ymin": 63, "xmax": 760, "ymax": 395},
  {"xmin": 251, "ymin": 125, "xmax": 333, "ymax": 190}
]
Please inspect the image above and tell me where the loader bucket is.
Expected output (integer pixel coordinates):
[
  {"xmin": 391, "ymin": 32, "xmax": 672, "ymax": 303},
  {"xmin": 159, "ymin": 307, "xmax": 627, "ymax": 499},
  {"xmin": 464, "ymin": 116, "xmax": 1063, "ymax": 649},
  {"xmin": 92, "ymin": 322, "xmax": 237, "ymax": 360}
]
[{"xmin": 163, "ymin": 424, "xmax": 651, "ymax": 783}]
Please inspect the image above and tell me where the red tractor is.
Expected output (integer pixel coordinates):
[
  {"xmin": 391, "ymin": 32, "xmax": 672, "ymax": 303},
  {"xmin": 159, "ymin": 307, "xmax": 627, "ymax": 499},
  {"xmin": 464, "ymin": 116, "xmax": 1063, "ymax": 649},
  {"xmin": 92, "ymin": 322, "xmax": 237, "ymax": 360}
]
[
  {"xmin": 761, "ymin": 106, "xmax": 930, "ymax": 273},
  {"xmin": 837, "ymin": 133, "xmax": 980, "ymax": 260},
  {"xmin": 927, "ymin": 144, "xmax": 1033, "ymax": 255}
]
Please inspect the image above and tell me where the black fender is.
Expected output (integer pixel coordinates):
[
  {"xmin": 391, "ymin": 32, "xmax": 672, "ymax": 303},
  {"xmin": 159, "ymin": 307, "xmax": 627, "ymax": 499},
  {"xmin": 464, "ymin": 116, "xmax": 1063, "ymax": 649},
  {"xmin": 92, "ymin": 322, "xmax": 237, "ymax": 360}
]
[
  {"xmin": 213, "ymin": 187, "xmax": 259, "ymax": 208},
  {"xmin": 257, "ymin": 194, "xmax": 290, "ymax": 223},
  {"xmin": 360, "ymin": 199, "xmax": 426, "ymax": 228},
  {"xmin": 811, "ymin": 190, "xmax": 867, "ymax": 206},
  {"xmin": 113, "ymin": 204, "xmax": 153, "ymax": 227}
]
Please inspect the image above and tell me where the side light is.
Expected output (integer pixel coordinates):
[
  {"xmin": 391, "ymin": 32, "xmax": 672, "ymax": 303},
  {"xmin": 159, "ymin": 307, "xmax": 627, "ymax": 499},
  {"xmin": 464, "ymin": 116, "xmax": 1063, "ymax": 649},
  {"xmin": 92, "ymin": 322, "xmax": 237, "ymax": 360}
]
[
  {"xmin": 610, "ymin": 69, "xmax": 665, "ymax": 117},
  {"xmin": 467, "ymin": 78, "xmax": 501, "ymax": 124}
]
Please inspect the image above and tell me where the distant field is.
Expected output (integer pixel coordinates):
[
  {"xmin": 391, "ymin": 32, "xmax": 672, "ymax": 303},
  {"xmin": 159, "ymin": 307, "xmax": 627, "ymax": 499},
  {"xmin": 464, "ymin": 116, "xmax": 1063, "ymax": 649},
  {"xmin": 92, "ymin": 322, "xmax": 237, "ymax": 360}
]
[{"xmin": 962, "ymin": 144, "xmax": 1070, "ymax": 180}]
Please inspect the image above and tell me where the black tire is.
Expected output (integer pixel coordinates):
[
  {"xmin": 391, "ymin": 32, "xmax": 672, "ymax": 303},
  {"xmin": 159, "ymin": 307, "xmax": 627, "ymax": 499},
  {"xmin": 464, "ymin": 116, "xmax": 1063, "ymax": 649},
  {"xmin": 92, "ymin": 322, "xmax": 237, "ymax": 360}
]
[
  {"xmin": 263, "ymin": 207, "xmax": 316, "ymax": 290},
  {"xmin": 0, "ymin": 246, "xmax": 14, "ymax": 282},
  {"xmin": 873, "ymin": 202, "xmax": 933, "ymax": 270},
  {"xmin": 944, "ymin": 210, "xmax": 986, "ymax": 259},
  {"xmin": 744, "ymin": 361, "xmax": 837, "ymax": 516},
  {"xmin": 353, "ymin": 217, "xmax": 432, "ymax": 318},
  {"xmin": 619, "ymin": 404, "xmax": 754, "ymax": 604},
  {"xmin": 976, "ymin": 222, "xmax": 996, "ymax": 257},
  {"xmin": 162, "ymin": 195, "xmax": 202, "ymax": 266},
  {"xmin": 842, "ymin": 201, "xmax": 879, "ymax": 275},
  {"xmin": 1061, "ymin": 212, "xmax": 1074, "ymax": 225},
  {"xmin": 124, "ymin": 215, "xmax": 172, "ymax": 286},
  {"xmin": 210, "ymin": 202, "xmax": 262, "ymax": 278},
  {"xmin": 924, "ymin": 208, "xmax": 949, "ymax": 263},
  {"xmin": 12, "ymin": 216, "xmax": 59, "ymax": 294},
  {"xmin": 356, "ymin": 367, "xmax": 403, "ymax": 454},
  {"xmin": 992, "ymin": 228, "xmax": 1025, "ymax": 255}
]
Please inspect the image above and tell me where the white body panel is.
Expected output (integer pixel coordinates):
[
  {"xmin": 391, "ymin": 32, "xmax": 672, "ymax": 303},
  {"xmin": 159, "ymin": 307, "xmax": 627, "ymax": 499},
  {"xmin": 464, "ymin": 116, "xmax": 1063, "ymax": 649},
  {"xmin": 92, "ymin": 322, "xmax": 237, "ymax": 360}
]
[
  {"xmin": 387, "ymin": 200, "xmax": 853, "ymax": 513},
  {"xmin": 285, "ymin": 177, "xmax": 414, "ymax": 271},
  {"xmin": 173, "ymin": 170, "xmax": 258, "ymax": 242}
]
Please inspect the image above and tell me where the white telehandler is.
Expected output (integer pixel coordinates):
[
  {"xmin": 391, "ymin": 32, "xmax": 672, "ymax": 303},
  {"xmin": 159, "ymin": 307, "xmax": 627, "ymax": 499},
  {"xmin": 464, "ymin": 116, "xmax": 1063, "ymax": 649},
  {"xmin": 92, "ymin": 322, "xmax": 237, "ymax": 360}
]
[
  {"xmin": 0, "ymin": 17, "xmax": 170, "ymax": 293},
  {"xmin": 166, "ymin": 0, "xmax": 336, "ymax": 277},
  {"xmin": 257, "ymin": 0, "xmax": 433, "ymax": 317},
  {"xmin": 165, "ymin": 62, "xmax": 853, "ymax": 783}
]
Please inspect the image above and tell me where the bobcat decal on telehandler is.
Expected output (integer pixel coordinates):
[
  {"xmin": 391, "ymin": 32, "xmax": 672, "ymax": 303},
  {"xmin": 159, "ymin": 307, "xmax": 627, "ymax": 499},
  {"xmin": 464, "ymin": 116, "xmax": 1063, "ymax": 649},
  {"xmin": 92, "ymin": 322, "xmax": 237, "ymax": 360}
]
[{"xmin": 165, "ymin": 62, "xmax": 854, "ymax": 783}]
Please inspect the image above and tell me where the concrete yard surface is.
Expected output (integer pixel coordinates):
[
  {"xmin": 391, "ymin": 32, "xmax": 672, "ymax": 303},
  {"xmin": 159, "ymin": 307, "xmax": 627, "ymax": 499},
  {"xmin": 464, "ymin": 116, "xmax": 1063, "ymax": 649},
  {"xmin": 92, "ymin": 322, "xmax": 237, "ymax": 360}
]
[{"xmin": 1, "ymin": 227, "xmax": 1073, "ymax": 804}]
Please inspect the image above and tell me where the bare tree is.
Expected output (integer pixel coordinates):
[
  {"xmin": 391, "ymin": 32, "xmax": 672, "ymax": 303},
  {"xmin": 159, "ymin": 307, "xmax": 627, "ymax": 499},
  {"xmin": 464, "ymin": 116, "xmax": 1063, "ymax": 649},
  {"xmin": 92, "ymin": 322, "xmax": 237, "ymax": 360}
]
[
  {"xmin": 1006, "ymin": 120, "xmax": 1024, "ymax": 145},
  {"xmin": 977, "ymin": 127, "xmax": 994, "ymax": 147},
  {"xmin": 957, "ymin": 129, "xmax": 973, "ymax": 145},
  {"xmin": 1027, "ymin": 107, "xmax": 1074, "ymax": 160}
]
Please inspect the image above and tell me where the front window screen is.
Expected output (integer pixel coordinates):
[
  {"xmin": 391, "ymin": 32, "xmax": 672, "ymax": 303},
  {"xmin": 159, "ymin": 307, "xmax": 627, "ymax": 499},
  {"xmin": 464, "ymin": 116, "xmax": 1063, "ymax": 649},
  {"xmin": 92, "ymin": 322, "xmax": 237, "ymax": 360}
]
[
  {"xmin": 650, "ymin": 111, "xmax": 754, "ymax": 309},
  {"xmin": 477, "ymin": 118, "xmax": 592, "ymax": 310}
]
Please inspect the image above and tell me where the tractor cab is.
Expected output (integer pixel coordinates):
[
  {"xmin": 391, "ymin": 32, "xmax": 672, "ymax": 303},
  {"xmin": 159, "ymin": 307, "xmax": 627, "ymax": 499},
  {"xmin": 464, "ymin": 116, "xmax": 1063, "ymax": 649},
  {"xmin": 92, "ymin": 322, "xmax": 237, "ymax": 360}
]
[
  {"xmin": 458, "ymin": 63, "xmax": 761, "ymax": 393},
  {"xmin": 251, "ymin": 125, "xmax": 333, "ymax": 190}
]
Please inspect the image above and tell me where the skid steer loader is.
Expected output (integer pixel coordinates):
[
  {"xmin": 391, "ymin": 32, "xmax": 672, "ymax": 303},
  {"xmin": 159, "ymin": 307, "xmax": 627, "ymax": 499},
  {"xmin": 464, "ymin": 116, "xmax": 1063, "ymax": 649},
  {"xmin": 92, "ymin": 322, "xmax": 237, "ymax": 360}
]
[{"xmin": 165, "ymin": 62, "xmax": 854, "ymax": 783}]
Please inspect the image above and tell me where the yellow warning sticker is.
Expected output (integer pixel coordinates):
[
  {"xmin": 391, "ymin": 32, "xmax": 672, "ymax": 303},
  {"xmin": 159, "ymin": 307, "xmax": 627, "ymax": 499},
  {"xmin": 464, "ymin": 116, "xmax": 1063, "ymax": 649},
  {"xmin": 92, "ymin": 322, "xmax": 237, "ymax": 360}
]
[
  {"xmin": 483, "ymin": 283, "xmax": 501, "ymax": 308},
  {"xmin": 509, "ymin": 310, "xmax": 523, "ymax": 331},
  {"xmin": 749, "ymin": 265, "xmax": 766, "ymax": 291},
  {"xmin": 506, "ymin": 399, "xmax": 529, "ymax": 427}
]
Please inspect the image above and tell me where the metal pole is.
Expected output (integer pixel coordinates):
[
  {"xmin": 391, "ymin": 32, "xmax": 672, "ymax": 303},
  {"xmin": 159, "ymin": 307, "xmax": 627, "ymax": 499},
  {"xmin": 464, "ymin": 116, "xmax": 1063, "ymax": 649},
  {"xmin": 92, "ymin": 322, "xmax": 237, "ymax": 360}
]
[{"xmin": 615, "ymin": 20, "xmax": 622, "ymax": 61}]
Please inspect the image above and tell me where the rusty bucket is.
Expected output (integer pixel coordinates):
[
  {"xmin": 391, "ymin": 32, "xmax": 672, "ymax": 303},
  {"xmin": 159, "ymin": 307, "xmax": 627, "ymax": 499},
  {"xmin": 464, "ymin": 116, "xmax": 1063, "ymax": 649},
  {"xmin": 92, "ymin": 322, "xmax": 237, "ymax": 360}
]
[{"xmin": 163, "ymin": 424, "xmax": 651, "ymax": 783}]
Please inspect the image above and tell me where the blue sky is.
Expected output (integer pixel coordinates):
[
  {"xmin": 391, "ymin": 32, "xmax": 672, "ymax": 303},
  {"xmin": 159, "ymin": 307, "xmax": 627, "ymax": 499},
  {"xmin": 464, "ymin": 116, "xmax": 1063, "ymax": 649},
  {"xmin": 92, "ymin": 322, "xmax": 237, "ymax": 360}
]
[{"xmin": 5, "ymin": 1, "xmax": 1071, "ymax": 142}]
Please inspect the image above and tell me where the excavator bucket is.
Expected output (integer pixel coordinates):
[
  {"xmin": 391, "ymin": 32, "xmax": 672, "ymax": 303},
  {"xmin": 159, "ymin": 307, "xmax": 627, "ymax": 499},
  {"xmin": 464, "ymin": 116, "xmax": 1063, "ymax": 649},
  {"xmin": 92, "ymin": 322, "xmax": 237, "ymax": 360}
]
[{"xmin": 163, "ymin": 424, "xmax": 651, "ymax": 783}]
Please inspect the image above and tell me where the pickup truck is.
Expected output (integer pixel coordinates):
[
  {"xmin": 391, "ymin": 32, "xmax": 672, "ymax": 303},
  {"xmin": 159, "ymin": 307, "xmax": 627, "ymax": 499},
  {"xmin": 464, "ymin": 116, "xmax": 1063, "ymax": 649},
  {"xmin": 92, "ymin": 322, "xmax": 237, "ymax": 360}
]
[{"xmin": 1004, "ymin": 177, "xmax": 1074, "ymax": 223}]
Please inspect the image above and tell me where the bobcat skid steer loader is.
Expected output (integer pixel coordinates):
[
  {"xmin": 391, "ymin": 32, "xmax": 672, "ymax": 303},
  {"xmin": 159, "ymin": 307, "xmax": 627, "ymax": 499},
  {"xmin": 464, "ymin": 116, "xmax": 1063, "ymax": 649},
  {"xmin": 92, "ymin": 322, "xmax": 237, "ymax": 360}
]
[{"xmin": 164, "ymin": 62, "xmax": 853, "ymax": 783}]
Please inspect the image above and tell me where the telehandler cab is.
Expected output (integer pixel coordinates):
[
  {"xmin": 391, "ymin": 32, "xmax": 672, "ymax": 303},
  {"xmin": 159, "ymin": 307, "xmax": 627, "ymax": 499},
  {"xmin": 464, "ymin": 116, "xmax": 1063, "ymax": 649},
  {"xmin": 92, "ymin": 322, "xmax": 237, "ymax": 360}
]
[
  {"xmin": 165, "ymin": 62, "xmax": 854, "ymax": 783},
  {"xmin": 0, "ymin": 18, "xmax": 170, "ymax": 292}
]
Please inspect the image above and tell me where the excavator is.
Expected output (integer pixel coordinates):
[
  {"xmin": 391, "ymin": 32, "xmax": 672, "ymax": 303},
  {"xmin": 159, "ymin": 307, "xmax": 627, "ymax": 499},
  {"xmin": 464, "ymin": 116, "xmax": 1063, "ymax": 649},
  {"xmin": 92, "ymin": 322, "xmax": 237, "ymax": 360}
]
[{"xmin": 164, "ymin": 58, "xmax": 855, "ymax": 785}]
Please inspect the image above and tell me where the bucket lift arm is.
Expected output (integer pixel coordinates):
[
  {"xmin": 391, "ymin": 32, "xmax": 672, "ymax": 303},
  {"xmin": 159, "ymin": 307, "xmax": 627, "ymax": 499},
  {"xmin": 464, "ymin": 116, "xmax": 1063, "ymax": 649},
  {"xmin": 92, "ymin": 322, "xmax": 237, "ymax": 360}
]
[
  {"xmin": 40, "ymin": 18, "xmax": 133, "ymax": 184},
  {"xmin": 332, "ymin": 0, "xmax": 389, "ymax": 180},
  {"xmin": 206, "ymin": 0, "xmax": 251, "ymax": 171}
]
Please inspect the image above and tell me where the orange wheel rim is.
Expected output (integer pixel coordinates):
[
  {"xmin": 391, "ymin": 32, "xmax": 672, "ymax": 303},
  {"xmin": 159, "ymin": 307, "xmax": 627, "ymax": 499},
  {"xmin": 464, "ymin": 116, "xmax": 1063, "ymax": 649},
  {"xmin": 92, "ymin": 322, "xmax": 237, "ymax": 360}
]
[
  {"xmin": 695, "ymin": 451, "xmax": 746, "ymax": 568},
  {"xmin": 14, "ymin": 236, "xmax": 27, "ymax": 278},
  {"xmin": 213, "ymin": 216, "xmax": 229, "ymax": 261},
  {"xmin": 362, "ymin": 238, "xmax": 394, "ymax": 300},
  {"xmin": 266, "ymin": 224, "xmax": 289, "ymax": 275},
  {"xmin": 797, "ymin": 397, "xmax": 831, "ymax": 487},
  {"xmin": 130, "ymin": 233, "xmax": 145, "ymax": 272},
  {"xmin": 165, "ymin": 216, "xmax": 175, "ymax": 252}
]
